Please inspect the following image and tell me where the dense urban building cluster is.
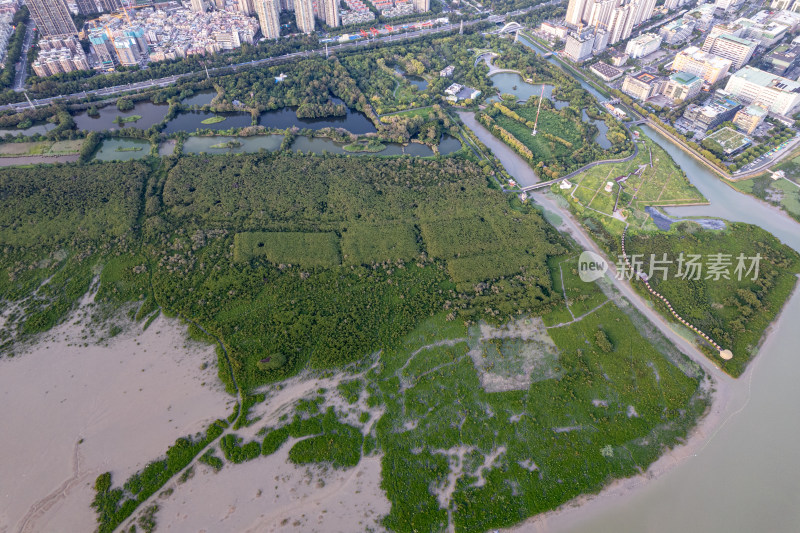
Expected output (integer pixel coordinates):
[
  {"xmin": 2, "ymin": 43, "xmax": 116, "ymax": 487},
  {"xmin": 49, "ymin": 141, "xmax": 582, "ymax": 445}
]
[
  {"xmin": 0, "ymin": 13, "xmax": 13, "ymax": 66},
  {"xmin": 537, "ymin": 0, "xmax": 800, "ymax": 169},
  {"xmin": 86, "ymin": 5, "xmax": 259, "ymax": 68},
  {"xmin": 561, "ymin": 0, "xmax": 660, "ymax": 62},
  {"xmin": 22, "ymin": 0, "xmax": 432, "ymax": 77},
  {"xmin": 32, "ymin": 35, "xmax": 90, "ymax": 75}
]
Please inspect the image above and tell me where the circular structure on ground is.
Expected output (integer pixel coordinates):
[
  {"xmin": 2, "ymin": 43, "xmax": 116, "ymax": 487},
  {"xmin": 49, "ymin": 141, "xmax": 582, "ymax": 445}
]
[{"xmin": 719, "ymin": 349, "xmax": 733, "ymax": 360}]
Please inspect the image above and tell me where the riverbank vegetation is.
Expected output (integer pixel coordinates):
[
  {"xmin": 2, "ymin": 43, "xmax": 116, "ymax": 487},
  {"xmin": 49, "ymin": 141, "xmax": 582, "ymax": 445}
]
[
  {"xmin": 626, "ymin": 223, "xmax": 800, "ymax": 376},
  {"xmin": 736, "ymin": 160, "xmax": 800, "ymax": 223},
  {"xmin": 195, "ymin": 262, "xmax": 709, "ymax": 532},
  {"xmin": 0, "ymin": 132, "xmax": 747, "ymax": 533},
  {"xmin": 555, "ymin": 132, "xmax": 800, "ymax": 375}
]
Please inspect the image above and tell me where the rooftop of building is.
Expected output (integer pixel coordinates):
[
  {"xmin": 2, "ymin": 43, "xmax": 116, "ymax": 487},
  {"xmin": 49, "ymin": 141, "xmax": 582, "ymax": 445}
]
[
  {"xmin": 670, "ymin": 71, "xmax": 701, "ymax": 85},
  {"xmin": 632, "ymin": 71, "xmax": 661, "ymax": 85},
  {"xmin": 731, "ymin": 65, "xmax": 800, "ymax": 92},
  {"xmin": 677, "ymin": 46, "xmax": 732, "ymax": 68},
  {"xmin": 741, "ymin": 103, "xmax": 768, "ymax": 116},
  {"xmin": 691, "ymin": 94, "xmax": 742, "ymax": 115},
  {"xmin": 629, "ymin": 32, "xmax": 661, "ymax": 44},
  {"xmin": 715, "ymin": 33, "xmax": 756, "ymax": 46},
  {"xmin": 662, "ymin": 18, "xmax": 694, "ymax": 30},
  {"xmin": 590, "ymin": 61, "xmax": 622, "ymax": 77}
]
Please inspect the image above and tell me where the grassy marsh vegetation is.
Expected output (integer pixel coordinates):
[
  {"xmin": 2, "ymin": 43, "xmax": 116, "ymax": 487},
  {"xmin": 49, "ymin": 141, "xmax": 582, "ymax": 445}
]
[{"xmin": 554, "ymin": 133, "xmax": 800, "ymax": 375}]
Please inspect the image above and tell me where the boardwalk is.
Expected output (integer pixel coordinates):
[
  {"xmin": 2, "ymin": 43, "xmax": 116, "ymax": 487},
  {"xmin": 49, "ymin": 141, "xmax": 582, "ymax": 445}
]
[{"xmin": 620, "ymin": 226, "xmax": 731, "ymax": 360}]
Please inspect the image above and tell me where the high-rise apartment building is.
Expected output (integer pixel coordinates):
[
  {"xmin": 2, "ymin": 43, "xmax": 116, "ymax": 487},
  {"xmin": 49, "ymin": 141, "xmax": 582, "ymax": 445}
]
[
  {"xmin": 566, "ymin": 0, "xmax": 656, "ymax": 44},
  {"xmin": 294, "ymin": 0, "xmax": 315, "ymax": 33},
  {"xmin": 608, "ymin": 4, "xmax": 635, "ymax": 44},
  {"xmin": 321, "ymin": 0, "xmax": 339, "ymax": 27},
  {"xmin": 632, "ymin": 0, "xmax": 657, "ymax": 26},
  {"xmin": 413, "ymin": 0, "xmax": 430, "ymax": 11},
  {"xmin": 255, "ymin": 0, "xmax": 281, "ymax": 39},
  {"xmin": 75, "ymin": 0, "xmax": 96, "ymax": 15},
  {"xmin": 89, "ymin": 31, "xmax": 116, "ymax": 69},
  {"xmin": 27, "ymin": 0, "xmax": 78, "ymax": 38},
  {"xmin": 239, "ymin": 0, "xmax": 255, "ymax": 14},
  {"xmin": 190, "ymin": 0, "xmax": 206, "ymax": 13},
  {"xmin": 565, "ymin": 0, "xmax": 589, "ymax": 26},
  {"xmin": 99, "ymin": 0, "xmax": 124, "ymax": 12}
]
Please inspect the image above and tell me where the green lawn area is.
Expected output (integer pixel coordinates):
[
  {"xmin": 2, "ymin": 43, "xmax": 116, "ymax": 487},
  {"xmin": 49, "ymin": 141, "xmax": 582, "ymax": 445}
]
[
  {"xmin": 201, "ymin": 115, "xmax": 226, "ymax": 125},
  {"xmin": 557, "ymin": 133, "xmax": 705, "ymax": 231}
]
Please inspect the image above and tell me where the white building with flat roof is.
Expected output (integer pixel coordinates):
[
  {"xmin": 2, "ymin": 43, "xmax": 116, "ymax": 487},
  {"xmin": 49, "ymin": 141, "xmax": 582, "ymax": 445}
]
[
  {"xmin": 725, "ymin": 66, "xmax": 800, "ymax": 115},
  {"xmin": 715, "ymin": 0, "xmax": 744, "ymax": 11},
  {"xmin": 659, "ymin": 19, "xmax": 695, "ymax": 45},
  {"xmin": 671, "ymin": 46, "xmax": 732, "ymax": 84},
  {"xmin": 625, "ymin": 33, "xmax": 662, "ymax": 58}
]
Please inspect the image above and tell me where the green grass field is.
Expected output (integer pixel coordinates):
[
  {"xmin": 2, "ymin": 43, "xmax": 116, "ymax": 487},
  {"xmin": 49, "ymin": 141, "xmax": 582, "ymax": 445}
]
[
  {"xmin": 201, "ymin": 115, "xmax": 226, "ymax": 125},
  {"xmin": 559, "ymin": 133, "xmax": 705, "ymax": 232}
]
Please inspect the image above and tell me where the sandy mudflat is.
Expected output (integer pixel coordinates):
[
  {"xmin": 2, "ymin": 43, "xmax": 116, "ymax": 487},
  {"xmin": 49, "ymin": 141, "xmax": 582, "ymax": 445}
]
[
  {"xmin": 152, "ymin": 367, "xmax": 390, "ymax": 533},
  {"xmin": 157, "ymin": 453, "xmax": 388, "ymax": 533},
  {"xmin": 0, "ymin": 311, "xmax": 230, "ymax": 533}
]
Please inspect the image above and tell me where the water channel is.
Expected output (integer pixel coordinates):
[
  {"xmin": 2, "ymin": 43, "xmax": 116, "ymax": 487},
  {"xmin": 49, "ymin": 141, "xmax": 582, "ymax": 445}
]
[
  {"xmin": 0, "ymin": 122, "xmax": 55, "ymax": 137},
  {"xmin": 180, "ymin": 89, "xmax": 217, "ymax": 106},
  {"xmin": 392, "ymin": 65, "xmax": 429, "ymax": 91},
  {"xmin": 463, "ymin": 107, "xmax": 800, "ymax": 533}
]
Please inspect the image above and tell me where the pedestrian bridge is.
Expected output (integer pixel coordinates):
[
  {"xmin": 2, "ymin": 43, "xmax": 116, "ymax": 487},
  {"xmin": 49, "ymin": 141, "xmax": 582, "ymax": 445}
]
[{"xmin": 498, "ymin": 22, "xmax": 523, "ymax": 34}]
